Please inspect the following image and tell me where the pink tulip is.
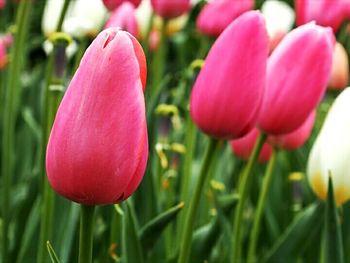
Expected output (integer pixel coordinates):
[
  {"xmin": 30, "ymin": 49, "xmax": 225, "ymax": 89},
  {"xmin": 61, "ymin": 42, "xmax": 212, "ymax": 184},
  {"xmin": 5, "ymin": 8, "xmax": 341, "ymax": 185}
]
[
  {"xmin": 258, "ymin": 22, "xmax": 334, "ymax": 135},
  {"xmin": 230, "ymin": 128, "xmax": 273, "ymax": 163},
  {"xmin": 105, "ymin": 2, "xmax": 139, "ymax": 39},
  {"xmin": 268, "ymin": 111, "xmax": 316, "ymax": 150},
  {"xmin": 0, "ymin": 40, "xmax": 7, "ymax": 70},
  {"xmin": 0, "ymin": 0, "xmax": 5, "ymax": 9},
  {"xmin": 103, "ymin": 0, "xmax": 141, "ymax": 11},
  {"xmin": 295, "ymin": 0, "xmax": 349, "ymax": 32},
  {"xmin": 196, "ymin": 0, "xmax": 254, "ymax": 37},
  {"xmin": 46, "ymin": 28, "xmax": 148, "ymax": 205},
  {"xmin": 328, "ymin": 42, "xmax": 349, "ymax": 90},
  {"xmin": 151, "ymin": 0, "xmax": 190, "ymax": 19},
  {"xmin": 190, "ymin": 11, "xmax": 268, "ymax": 139}
]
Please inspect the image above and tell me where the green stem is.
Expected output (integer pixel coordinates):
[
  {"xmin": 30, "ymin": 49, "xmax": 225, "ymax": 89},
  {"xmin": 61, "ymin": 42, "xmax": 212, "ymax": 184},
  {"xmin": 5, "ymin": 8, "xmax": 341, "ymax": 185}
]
[
  {"xmin": 150, "ymin": 19, "xmax": 168, "ymax": 97},
  {"xmin": 79, "ymin": 205, "xmax": 96, "ymax": 263},
  {"xmin": 177, "ymin": 138, "xmax": 219, "ymax": 263},
  {"xmin": 73, "ymin": 38, "xmax": 88, "ymax": 73},
  {"xmin": 231, "ymin": 132, "xmax": 267, "ymax": 263},
  {"xmin": 177, "ymin": 115, "xmax": 196, "ymax": 243},
  {"xmin": 247, "ymin": 149, "xmax": 277, "ymax": 263},
  {"xmin": 38, "ymin": 1, "xmax": 71, "ymax": 262},
  {"xmin": 1, "ymin": 1, "xmax": 32, "ymax": 262}
]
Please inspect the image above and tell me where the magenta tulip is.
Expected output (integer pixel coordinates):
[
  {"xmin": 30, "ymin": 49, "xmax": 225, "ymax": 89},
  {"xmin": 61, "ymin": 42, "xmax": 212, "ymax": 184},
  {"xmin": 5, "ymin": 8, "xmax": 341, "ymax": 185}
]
[
  {"xmin": 103, "ymin": 0, "xmax": 141, "ymax": 11},
  {"xmin": 230, "ymin": 128, "xmax": 273, "ymax": 163},
  {"xmin": 105, "ymin": 2, "xmax": 139, "ymax": 38},
  {"xmin": 258, "ymin": 22, "xmax": 334, "ymax": 135},
  {"xmin": 0, "ymin": 0, "xmax": 5, "ymax": 9},
  {"xmin": 46, "ymin": 28, "xmax": 148, "ymax": 205},
  {"xmin": 0, "ymin": 40, "xmax": 7, "ymax": 70},
  {"xmin": 295, "ymin": 0, "xmax": 350, "ymax": 32},
  {"xmin": 196, "ymin": 0, "xmax": 254, "ymax": 37},
  {"xmin": 268, "ymin": 111, "xmax": 316, "ymax": 150},
  {"xmin": 190, "ymin": 11, "xmax": 268, "ymax": 139},
  {"xmin": 151, "ymin": 0, "xmax": 190, "ymax": 19}
]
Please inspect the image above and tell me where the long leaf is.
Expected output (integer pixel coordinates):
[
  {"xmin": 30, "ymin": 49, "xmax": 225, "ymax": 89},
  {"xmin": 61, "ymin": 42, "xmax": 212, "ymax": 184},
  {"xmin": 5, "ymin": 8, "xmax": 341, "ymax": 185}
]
[
  {"xmin": 122, "ymin": 199, "xmax": 144, "ymax": 263},
  {"xmin": 323, "ymin": 177, "xmax": 344, "ymax": 263},
  {"xmin": 263, "ymin": 202, "xmax": 324, "ymax": 263},
  {"xmin": 139, "ymin": 202, "xmax": 184, "ymax": 252}
]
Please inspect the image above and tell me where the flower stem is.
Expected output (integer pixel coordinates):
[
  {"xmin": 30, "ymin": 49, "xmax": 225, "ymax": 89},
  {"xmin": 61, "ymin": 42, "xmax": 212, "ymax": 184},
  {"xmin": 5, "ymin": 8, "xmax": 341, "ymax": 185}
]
[
  {"xmin": 38, "ymin": 1, "xmax": 71, "ymax": 262},
  {"xmin": 79, "ymin": 205, "xmax": 96, "ymax": 263},
  {"xmin": 178, "ymin": 137, "xmax": 219, "ymax": 263},
  {"xmin": 231, "ymin": 132, "xmax": 267, "ymax": 263},
  {"xmin": 247, "ymin": 149, "xmax": 277, "ymax": 263},
  {"xmin": 1, "ymin": 1, "xmax": 32, "ymax": 261}
]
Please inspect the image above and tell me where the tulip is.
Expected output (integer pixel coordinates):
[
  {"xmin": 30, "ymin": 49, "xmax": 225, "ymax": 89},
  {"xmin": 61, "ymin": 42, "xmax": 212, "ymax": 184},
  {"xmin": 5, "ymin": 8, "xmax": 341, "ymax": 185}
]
[
  {"xmin": 103, "ymin": 0, "xmax": 141, "ymax": 11},
  {"xmin": 151, "ymin": 0, "xmax": 190, "ymax": 19},
  {"xmin": 230, "ymin": 129, "xmax": 273, "ymax": 163},
  {"xmin": 46, "ymin": 28, "xmax": 148, "ymax": 205},
  {"xmin": 268, "ymin": 110, "xmax": 316, "ymax": 150},
  {"xmin": 308, "ymin": 88, "xmax": 350, "ymax": 205},
  {"xmin": 261, "ymin": 0, "xmax": 295, "ymax": 52},
  {"xmin": 105, "ymin": 2, "xmax": 139, "ymax": 38},
  {"xmin": 328, "ymin": 42, "xmax": 349, "ymax": 90},
  {"xmin": 190, "ymin": 11, "xmax": 268, "ymax": 139},
  {"xmin": 0, "ymin": 39, "xmax": 7, "ymax": 70},
  {"xmin": 42, "ymin": 0, "xmax": 108, "ymax": 39},
  {"xmin": 135, "ymin": 0, "xmax": 153, "ymax": 39},
  {"xmin": 196, "ymin": 0, "xmax": 254, "ymax": 37},
  {"xmin": 295, "ymin": 0, "xmax": 349, "ymax": 32},
  {"xmin": 0, "ymin": 0, "xmax": 5, "ymax": 9},
  {"xmin": 258, "ymin": 22, "xmax": 334, "ymax": 135}
]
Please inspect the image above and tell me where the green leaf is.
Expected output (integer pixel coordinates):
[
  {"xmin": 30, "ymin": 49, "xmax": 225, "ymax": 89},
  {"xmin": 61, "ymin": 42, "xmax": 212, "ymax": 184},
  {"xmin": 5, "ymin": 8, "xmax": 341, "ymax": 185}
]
[
  {"xmin": 263, "ymin": 202, "xmax": 324, "ymax": 263},
  {"xmin": 139, "ymin": 202, "xmax": 184, "ymax": 252},
  {"xmin": 323, "ymin": 176, "xmax": 344, "ymax": 263},
  {"xmin": 122, "ymin": 199, "xmax": 144, "ymax": 263},
  {"xmin": 46, "ymin": 241, "xmax": 61, "ymax": 263}
]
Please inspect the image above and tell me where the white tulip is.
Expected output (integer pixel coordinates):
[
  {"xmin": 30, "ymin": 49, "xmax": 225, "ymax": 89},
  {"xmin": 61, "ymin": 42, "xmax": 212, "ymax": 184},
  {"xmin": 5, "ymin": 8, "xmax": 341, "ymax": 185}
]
[
  {"xmin": 42, "ymin": 0, "xmax": 108, "ymax": 39},
  {"xmin": 261, "ymin": 0, "xmax": 295, "ymax": 38},
  {"xmin": 308, "ymin": 88, "xmax": 350, "ymax": 205}
]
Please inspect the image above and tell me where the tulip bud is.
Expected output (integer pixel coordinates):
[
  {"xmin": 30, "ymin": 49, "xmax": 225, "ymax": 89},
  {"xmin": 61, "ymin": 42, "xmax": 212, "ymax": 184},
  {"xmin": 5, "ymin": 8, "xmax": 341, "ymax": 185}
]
[
  {"xmin": 268, "ymin": 111, "xmax": 316, "ymax": 150},
  {"xmin": 308, "ymin": 88, "xmax": 350, "ymax": 205},
  {"xmin": 261, "ymin": 0, "xmax": 295, "ymax": 52},
  {"xmin": 63, "ymin": 0, "xmax": 108, "ymax": 38},
  {"xmin": 105, "ymin": 2, "xmax": 139, "ymax": 38},
  {"xmin": 46, "ymin": 28, "xmax": 148, "ymax": 205},
  {"xmin": 295, "ymin": 0, "xmax": 348, "ymax": 32},
  {"xmin": 258, "ymin": 22, "xmax": 335, "ymax": 135},
  {"xmin": 190, "ymin": 11, "xmax": 268, "ymax": 139},
  {"xmin": 230, "ymin": 129, "xmax": 273, "ymax": 163},
  {"xmin": 0, "ymin": 39, "xmax": 8, "ymax": 70},
  {"xmin": 42, "ymin": 0, "xmax": 108, "ymax": 39},
  {"xmin": 135, "ymin": 0, "xmax": 153, "ymax": 39},
  {"xmin": 328, "ymin": 42, "xmax": 349, "ymax": 90},
  {"xmin": 196, "ymin": 0, "xmax": 254, "ymax": 37},
  {"xmin": 103, "ymin": 0, "xmax": 141, "ymax": 11},
  {"xmin": 0, "ymin": 0, "xmax": 5, "ymax": 9},
  {"xmin": 151, "ymin": 0, "xmax": 190, "ymax": 19}
]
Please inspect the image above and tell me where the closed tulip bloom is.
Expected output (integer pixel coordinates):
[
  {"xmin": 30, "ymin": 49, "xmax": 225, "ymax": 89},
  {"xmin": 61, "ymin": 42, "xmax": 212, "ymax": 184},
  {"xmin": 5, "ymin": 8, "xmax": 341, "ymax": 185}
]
[
  {"xmin": 261, "ymin": 0, "xmax": 295, "ymax": 52},
  {"xmin": 258, "ymin": 22, "xmax": 334, "ymax": 135},
  {"xmin": 42, "ymin": 0, "xmax": 108, "ymax": 38},
  {"xmin": 0, "ymin": 40, "xmax": 7, "ymax": 70},
  {"xmin": 328, "ymin": 42, "xmax": 349, "ymax": 90},
  {"xmin": 103, "ymin": 0, "xmax": 141, "ymax": 11},
  {"xmin": 105, "ymin": 2, "xmax": 139, "ymax": 38},
  {"xmin": 196, "ymin": 0, "xmax": 254, "ymax": 37},
  {"xmin": 295, "ymin": 0, "xmax": 349, "ymax": 32},
  {"xmin": 46, "ymin": 28, "xmax": 148, "ymax": 205},
  {"xmin": 151, "ymin": 0, "xmax": 190, "ymax": 19},
  {"xmin": 0, "ymin": 0, "xmax": 5, "ymax": 9},
  {"xmin": 308, "ymin": 88, "xmax": 350, "ymax": 205},
  {"xmin": 268, "ymin": 111, "xmax": 315, "ymax": 150},
  {"xmin": 230, "ymin": 129, "xmax": 273, "ymax": 163},
  {"xmin": 190, "ymin": 11, "xmax": 268, "ymax": 139}
]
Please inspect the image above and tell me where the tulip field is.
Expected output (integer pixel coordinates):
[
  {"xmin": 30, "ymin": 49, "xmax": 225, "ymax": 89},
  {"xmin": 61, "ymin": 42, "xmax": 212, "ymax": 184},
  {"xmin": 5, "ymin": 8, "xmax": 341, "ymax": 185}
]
[{"xmin": 2, "ymin": 0, "xmax": 350, "ymax": 262}]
